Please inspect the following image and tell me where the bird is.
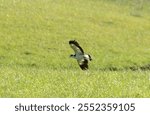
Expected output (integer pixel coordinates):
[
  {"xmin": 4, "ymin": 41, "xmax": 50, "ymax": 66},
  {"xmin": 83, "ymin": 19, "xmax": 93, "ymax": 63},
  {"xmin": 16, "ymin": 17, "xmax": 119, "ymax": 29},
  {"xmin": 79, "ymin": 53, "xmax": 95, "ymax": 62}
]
[{"xmin": 69, "ymin": 40, "xmax": 92, "ymax": 70}]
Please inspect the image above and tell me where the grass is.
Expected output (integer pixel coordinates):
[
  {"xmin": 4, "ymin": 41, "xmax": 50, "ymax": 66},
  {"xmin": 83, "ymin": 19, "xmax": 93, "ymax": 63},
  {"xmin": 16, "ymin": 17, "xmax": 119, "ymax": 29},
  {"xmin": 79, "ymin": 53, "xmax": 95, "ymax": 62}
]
[
  {"xmin": 0, "ymin": 0, "xmax": 150, "ymax": 97},
  {"xmin": 0, "ymin": 67, "xmax": 150, "ymax": 97}
]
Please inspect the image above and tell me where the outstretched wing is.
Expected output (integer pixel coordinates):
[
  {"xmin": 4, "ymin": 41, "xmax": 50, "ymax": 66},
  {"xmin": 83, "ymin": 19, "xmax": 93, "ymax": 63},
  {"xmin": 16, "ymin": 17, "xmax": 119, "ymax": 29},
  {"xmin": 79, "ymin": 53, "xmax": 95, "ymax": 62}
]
[
  {"xmin": 77, "ymin": 59, "xmax": 88, "ymax": 70},
  {"xmin": 69, "ymin": 40, "xmax": 84, "ymax": 54}
]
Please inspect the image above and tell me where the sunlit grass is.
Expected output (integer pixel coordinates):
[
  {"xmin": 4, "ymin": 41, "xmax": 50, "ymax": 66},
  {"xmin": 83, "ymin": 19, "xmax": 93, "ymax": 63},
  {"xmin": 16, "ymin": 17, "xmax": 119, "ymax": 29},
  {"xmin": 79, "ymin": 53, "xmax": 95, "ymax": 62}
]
[{"xmin": 0, "ymin": 67, "xmax": 149, "ymax": 97}]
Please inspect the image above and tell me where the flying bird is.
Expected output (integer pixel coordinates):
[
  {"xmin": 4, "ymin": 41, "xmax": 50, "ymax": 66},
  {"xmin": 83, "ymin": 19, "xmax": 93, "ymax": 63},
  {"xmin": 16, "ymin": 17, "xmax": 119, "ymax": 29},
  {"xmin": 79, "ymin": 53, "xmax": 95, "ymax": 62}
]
[{"xmin": 69, "ymin": 40, "xmax": 92, "ymax": 70}]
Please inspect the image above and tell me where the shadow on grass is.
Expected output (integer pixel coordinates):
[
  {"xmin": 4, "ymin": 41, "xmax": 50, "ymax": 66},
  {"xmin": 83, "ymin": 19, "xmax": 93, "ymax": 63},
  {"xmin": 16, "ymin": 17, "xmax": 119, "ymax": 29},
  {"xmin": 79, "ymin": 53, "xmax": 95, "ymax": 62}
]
[{"xmin": 100, "ymin": 64, "xmax": 150, "ymax": 71}]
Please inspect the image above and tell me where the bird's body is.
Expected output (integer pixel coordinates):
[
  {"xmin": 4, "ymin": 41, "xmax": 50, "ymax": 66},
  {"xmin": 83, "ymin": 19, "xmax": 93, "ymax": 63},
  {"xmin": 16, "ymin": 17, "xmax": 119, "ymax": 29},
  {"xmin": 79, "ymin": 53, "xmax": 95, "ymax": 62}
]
[
  {"xmin": 70, "ymin": 54, "xmax": 91, "ymax": 61},
  {"xmin": 69, "ymin": 40, "xmax": 92, "ymax": 70}
]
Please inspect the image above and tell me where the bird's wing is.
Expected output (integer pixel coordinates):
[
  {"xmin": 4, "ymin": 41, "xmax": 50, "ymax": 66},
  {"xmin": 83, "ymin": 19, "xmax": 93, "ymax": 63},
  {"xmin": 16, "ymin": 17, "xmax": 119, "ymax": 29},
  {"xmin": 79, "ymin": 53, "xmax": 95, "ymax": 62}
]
[
  {"xmin": 69, "ymin": 40, "xmax": 84, "ymax": 54},
  {"xmin": 77, "ymin": 59, "xmax": 88, "ymax": 70}
]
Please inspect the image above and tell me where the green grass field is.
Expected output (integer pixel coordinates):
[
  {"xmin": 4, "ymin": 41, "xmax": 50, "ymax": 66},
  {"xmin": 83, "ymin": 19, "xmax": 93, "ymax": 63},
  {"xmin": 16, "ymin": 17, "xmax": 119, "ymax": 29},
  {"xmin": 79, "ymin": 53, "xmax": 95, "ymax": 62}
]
[{"xmin": 0, "ymin": 0, "xmax": 150, "ymax": 97}]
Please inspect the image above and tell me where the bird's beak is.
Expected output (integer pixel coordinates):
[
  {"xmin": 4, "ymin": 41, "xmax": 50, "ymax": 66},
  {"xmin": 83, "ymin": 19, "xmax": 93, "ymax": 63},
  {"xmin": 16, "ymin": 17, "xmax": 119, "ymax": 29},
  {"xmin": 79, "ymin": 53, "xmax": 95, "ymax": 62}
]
[{"xmin": 70, "ymin": 54, "xmax": 74, "ymax": 58}]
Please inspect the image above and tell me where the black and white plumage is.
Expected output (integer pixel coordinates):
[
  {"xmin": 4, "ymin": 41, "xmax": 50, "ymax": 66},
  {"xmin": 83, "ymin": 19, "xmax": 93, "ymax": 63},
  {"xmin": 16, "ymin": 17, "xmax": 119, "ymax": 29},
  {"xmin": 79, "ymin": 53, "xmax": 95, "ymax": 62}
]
[{"xmin": 69, "ymin": 40, "xmax": 92, "ymax": 70}]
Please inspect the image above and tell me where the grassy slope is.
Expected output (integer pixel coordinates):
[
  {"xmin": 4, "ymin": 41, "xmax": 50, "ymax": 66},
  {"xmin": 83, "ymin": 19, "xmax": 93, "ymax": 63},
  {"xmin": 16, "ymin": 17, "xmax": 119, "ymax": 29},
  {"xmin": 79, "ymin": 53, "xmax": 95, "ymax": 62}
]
[{"xmin": 0, "ymin": 0, "xmax": 150, "ymax": 97}]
